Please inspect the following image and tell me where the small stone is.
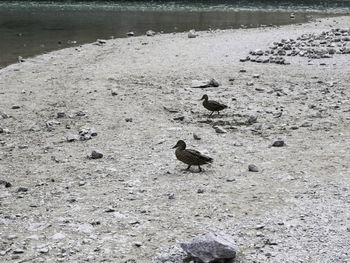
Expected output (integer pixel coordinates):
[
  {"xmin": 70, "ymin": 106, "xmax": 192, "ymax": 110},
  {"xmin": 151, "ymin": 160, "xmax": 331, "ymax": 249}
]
[
  {"xmin": 126, "ymin": 32, "xmax": 134, "ymax": 36},
  {"xmin": 29, "ymin": 124, "xmax": 41, "ymax": 132},
  {"xmin": 75, "ymin": 111, "xmax": 86, "ymax": 117},
  {"xmin": 57, "ymin": 112, "xmax": 66, "ymax": 118},
  {"xmin": 125, "ymin": 118, "xmax": 133, "ymax": 122},
  {"xmin": 11, "ymin": 105, "xmax": 21, "ymax": 109},
  {"xmin": 213, "ymin": 126, "xmax": 227, "ymax": 134},
  {"xmin": 173, "ymin": 116, "xmax": 184, "ymax": 121},
  {"xmin": 0, "ymin": 180, "xmax": 12, "ymax": 188},
  {"xmin": 111, "ymin": 88, "xmax": 118, "ymax": 96},
  {"xmin": 239, "ymin": 69, "xmax": 247, "ymax": 73},
  {"xmin": 79, "ymin": 181, "xmax": 86, "ymax": 186},
  {"xmin": 13, "ymin": 249, "xmax": 24, "ymax": 254},
  {"xmin": 16, "ymin": 187, "xmax": 28, "ymax": 193},
  {"xmin": 104, "ymin": 207, "xmax": 115, "ymax": 213},
  {"xmin": 97, "ymin": 39, "xmax": 106, "ymax": 44},
  {"xmin": 300, "ymin": 120, "xmax": 312, "ymax": 127},
  {"xmin": 248, "ymin": 164, "xmax": 259, "ymax": 172},
  {"xmin": 66, "ymin": 134, "xmax": 79, "ymax": 142},
  {"xmin": 234, "ymin": 141, "xmax": 244, "ymax": 147},
  {"xmin": 134, "ymin": 242, "xmax": 142, "ymax": 247},
  {"xmin": 197, "ymin": 189, "xmax": 205, "ymax": 194},
  {"xmin": 272, "ymin": 138, "xmax": 285, "ymax": 147},
  {"xmin": 18, "ymin": 145, "xmax": 28, "ymax": 149},
  {"xmin": 193, "ymin": 133, "xmax": 201, "ymax": 140},
  {"xmin": 7, "ymin": 234, "xmax": 18, "ymax": 240},
  {"xmin": 188, "ymin": 29, "xmax": 197, "ymax": 38},
  {"xmin": 168, "ymin": 193, "xmax": 175, "ymax": 199},
  {"xmin": 0, "ymin": 112, "xmax": 9, "ymax": 119},
  {"xmin": 253, "ymin": 74, "xmax": 260, "ymax": 78},
  {"xmin": 146, "ymin": 30, "xmax": 156, "ymax": 36},
  {"xmin": 226, "ymin": 177, "xmax": 236, "ymax": 182},
  {"xmin": 90, "ymin": 150, "xmax": 103, "ymax": 159},
  {"xmin": 52, "ymin": 233, "xmax": 66, "ymax": 240}
]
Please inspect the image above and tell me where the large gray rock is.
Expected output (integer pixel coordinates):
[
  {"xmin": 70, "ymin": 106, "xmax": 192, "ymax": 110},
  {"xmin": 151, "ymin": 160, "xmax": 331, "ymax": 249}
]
[{"xmin": 180, "ymin": 233, "xmax": 237, "ymax": 263}]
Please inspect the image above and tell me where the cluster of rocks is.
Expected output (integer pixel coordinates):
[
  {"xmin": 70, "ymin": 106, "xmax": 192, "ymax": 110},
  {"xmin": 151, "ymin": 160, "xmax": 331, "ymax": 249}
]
[
  {"xmin": 66, "ymin": 127, "xmax": 97, "ymax": 142},
  {"xmin": 242, "ymin": 28, "xmax": 350, "ymax": 64}
]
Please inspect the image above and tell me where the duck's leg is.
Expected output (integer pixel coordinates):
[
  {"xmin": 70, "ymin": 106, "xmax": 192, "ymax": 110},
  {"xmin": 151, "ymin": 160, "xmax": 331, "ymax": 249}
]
[
  {"xmin": 209, "ymin": 111, "xmax": 214, "ymax": 117},
  {"xmin": 198, "ymin": 165, "xmax": 202, "ymax": 172},
  {"xmin": 186, "ymin": 165, "xmax": 191, "ymax": 170}
]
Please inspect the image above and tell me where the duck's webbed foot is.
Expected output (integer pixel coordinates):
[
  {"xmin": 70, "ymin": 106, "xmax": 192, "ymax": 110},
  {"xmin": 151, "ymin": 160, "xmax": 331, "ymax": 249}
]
[{"xmin": 186, "ymin": 165, "xmax": 191, "ymax": 170}]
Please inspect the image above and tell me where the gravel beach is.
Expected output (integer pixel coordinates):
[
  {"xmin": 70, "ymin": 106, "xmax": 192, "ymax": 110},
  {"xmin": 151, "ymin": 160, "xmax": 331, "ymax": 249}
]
[{"xmin": 1, "ymin": 15, "xmax": 350, "ymax": 262}]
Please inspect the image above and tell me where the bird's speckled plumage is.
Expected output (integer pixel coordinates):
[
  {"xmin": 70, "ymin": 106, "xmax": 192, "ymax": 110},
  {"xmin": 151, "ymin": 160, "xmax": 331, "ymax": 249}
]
[
  {"xmin": 201, "ymin": 94, "xmax": 228, "ymax": 116},
  {"xmin": 173, "ymin": 140, "xmax": 213, "ymax": 172}
]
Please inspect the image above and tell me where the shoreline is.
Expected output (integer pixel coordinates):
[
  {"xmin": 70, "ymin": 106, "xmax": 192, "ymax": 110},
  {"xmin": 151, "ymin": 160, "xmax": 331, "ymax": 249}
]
[
  {"xmin": 0, "ymin": 8, "xmax": 344, "ymax": 69},
  {"xmin": 0, "ymin": 15, "xmax": 350, "ymax": 262}
]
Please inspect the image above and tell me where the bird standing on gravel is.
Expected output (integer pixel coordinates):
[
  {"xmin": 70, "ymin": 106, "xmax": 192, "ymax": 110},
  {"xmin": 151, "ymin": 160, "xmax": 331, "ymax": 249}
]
[
  {"xmin": 172, "ymin": 140, "xmax": 213, "ymax": 172},
  {"xmin": 200, "ymin": 94, "xmax": 228, "ymax": 117}
]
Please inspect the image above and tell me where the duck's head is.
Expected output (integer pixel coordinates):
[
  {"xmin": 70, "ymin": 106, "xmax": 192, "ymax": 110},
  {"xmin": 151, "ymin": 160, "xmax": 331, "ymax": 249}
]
[
  {"xmin": 200, "ymin": 94, "xmax": 208, "ymax": 101},
  {"xmin": 172, "ymin": 140, "xmax": 186, "ymax": 149}
]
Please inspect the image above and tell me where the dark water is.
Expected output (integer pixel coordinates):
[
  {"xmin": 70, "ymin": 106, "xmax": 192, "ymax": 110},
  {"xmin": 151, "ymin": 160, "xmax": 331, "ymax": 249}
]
[{"xmin": 0, "ymin": 1, "xmax": 349, "ymax": 68}]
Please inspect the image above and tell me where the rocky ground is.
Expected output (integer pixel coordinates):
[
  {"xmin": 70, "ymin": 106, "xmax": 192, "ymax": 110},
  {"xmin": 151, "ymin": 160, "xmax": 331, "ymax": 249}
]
[{"xmin": 1, "ymin": 15, "xmax": 350, "ymax": 263}]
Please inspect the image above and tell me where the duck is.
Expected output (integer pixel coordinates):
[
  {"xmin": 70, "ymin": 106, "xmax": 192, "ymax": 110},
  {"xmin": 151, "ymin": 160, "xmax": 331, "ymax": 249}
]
[
  {"xmin": 200, "ymin": 94, "xmax": 228, "ymax": 117},
  {"xmin": 172, "ymin": 140, "xmax": 213, "ymax": 172}
]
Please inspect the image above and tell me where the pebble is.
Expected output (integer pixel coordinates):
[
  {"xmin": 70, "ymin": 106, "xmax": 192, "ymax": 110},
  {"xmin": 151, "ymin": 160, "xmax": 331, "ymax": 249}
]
[
  {"xmin": 197, "ymin": 189, "xmax": 205, "ymax": 194},
  {"xmin": 11, "ymin": 104, "xmax": 21, "ymax": 109},
  {"xmin": 188, "ymin": 29, "xmax": 197, "ymax": 38},
  {"xmin": 66, "ymin": 134, "xmax": 79, "ymax": 142},
  {"xmin": 234, "ymin": 141, "xmax": 244, "ymax": 147},
  {"xmin": 125, "ymin": 118, "xmax": 133, "ymax": 122},
  {"xmin": 29, "ymin": 123, "xmax": 41, "ymax": 132},
  {"xmin": 57, "ymin": 112, "xmax": 66, "ymax": 118},
  {"xmin": 18, "ymin": 145, "xmax": 28, "ymax": 149},
  {"xmin": 126, "ymin": 32, "xmax": 134, "ymax": 36},
  {"xmin": 111, "ymin": 88, "xmax": 118, "ymax": 96},
  {"xmin": 226, "ymin": 177, "xmax": 236, "ymax": 182},
  {"xmin": 16, "ymin": 187, "xmax": 28, "ymax": 193},
  {"xmin": 134, "ymin": 242, "xmax": 142, "ymax": 247},
  {"xmin": 146, "ymin": 30, "xmax": 156, "ymax": 36},
  {"xmin": 193, "ymin": 133, "xmax": 201, "ymax": 140},
  {"xmin": 272, "ymin": 138, "xmax": 285, "ymax": 147},
  {"xmin": 52, "ymin": 233, "xmax": 66, "ymax": 240},
  {"xmin": 168, "ymin": 193, "xmax": 175, "ymax": 199},
  {"xmin": 90, "ymin": 150, "xmax": 103, "ymax": 159},
  {"xmin": 213, "ymin": 126, "xmax": 227, "ymax": 134},
  {"xmin": 301, "ymin": 120, "xmax": 313, "ymax": 127},
  {"xmin": 7, "ymin": 234, "xmax": 18, "ymax": 240},
  {"xmin": 248, "ymin": 164, "xmax": 259, "ymax": 172}
]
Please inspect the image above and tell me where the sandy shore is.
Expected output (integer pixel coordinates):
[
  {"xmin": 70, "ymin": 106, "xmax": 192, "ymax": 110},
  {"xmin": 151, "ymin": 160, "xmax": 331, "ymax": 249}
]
[{"xmin": 1, "ymin": 16, "xmax": 350, "ymax": 262}]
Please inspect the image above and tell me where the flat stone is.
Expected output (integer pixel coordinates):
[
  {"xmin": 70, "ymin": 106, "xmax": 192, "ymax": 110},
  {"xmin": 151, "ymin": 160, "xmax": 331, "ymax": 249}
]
[
  {"xmin": 29, "ymin": 124, "xmax": 41, "ymax": 132},
  {"xmin": 213, "ymin": 126, "xmax": 227, "ymax": 134},
  {"xmin": 248, "ymin": 164, "xmax": 259, "ymax": 172},
  {"xmin": 11, "ymin": 105, "xmax": 20, "ymax": 109},
  {"xmin": 66, "ymin": 134, "xmax": 79, "ymax": 142}
]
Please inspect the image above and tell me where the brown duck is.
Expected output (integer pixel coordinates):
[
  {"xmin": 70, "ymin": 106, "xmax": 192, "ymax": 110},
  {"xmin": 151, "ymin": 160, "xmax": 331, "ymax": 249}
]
[
  {"xmin": 173, "ymin": 140, "xmax": 213, "ymax": 172},
  {"xmin": 200, "ymin": 94, "xmax": 228, "ymax": 117}
]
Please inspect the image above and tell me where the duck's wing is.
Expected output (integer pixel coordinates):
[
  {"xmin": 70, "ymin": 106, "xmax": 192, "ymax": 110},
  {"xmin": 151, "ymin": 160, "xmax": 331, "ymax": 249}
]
[
  {"xmin": 208, "ymin": 100, "xmax": 228, "ymax": 110},
  {"xmin": 186, "ymin": 149, "xmax": 213, "ymax": 163}
]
